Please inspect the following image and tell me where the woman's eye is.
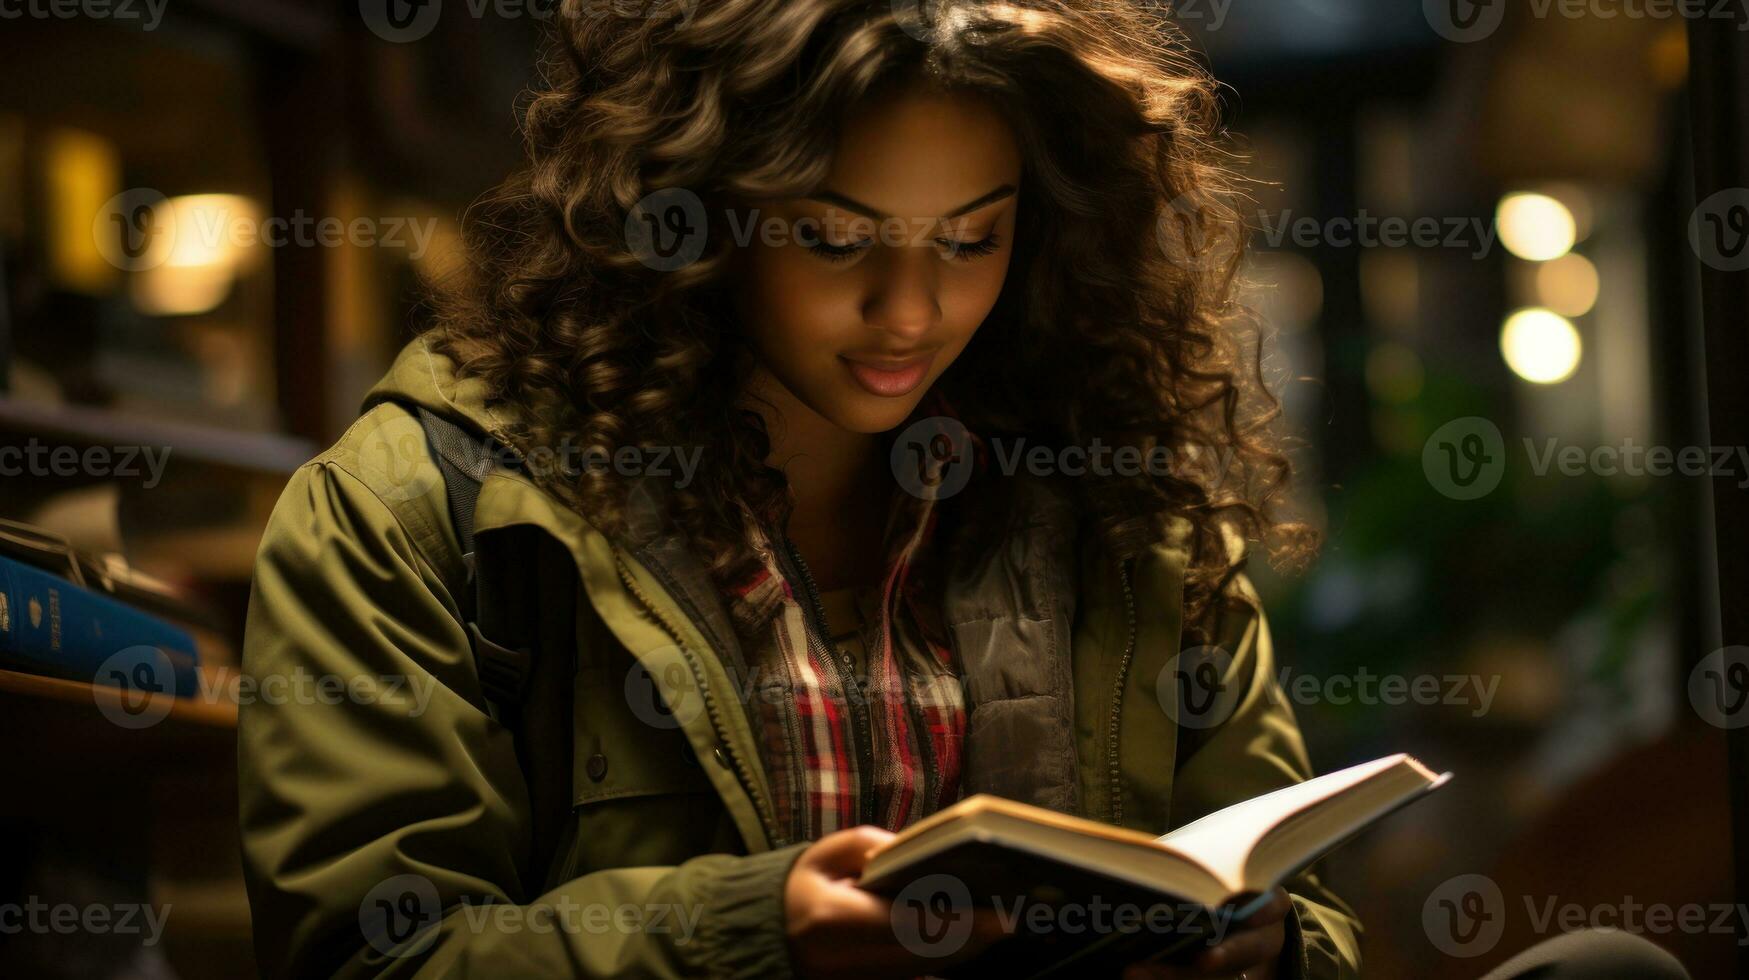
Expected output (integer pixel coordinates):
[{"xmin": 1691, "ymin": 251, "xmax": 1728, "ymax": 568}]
[
  {"xmin": 938, "ymin": 233, "xmax": 1002, "ymax": 261},
  {"xmin": 806, "ymin": 239, "xmax": 871, "ymax": 263}
]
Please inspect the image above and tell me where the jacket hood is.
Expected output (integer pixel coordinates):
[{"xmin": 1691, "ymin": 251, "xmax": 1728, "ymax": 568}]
[{"xmin": 362, "ymin": 335, "xmax": 511, "ymax": 445}]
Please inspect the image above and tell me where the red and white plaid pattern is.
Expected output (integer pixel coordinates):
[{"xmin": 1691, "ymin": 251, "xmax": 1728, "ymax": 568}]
[{"xmin": 726, "ymin": 397, "xmax": 982, "ymax": 843}]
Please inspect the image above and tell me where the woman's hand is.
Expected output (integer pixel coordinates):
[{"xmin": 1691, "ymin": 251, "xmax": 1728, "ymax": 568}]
[
  {"xmin": 783, "ymin": 825, "xmax": 1009, "ymax": 979},
  {"xmin": 1120, "ymin": 887, "xmax": 1291, "ymax": 980}
]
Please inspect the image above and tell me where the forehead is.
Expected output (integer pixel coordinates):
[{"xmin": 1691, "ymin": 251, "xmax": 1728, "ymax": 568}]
[{"xmin": 819, "ymin": 82, "xmax": 1023, "ymax": 218}]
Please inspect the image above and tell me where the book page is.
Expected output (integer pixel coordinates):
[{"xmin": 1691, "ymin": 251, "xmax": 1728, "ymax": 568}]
[{"xmin": 1156, "ymin": 755, "xmax": 1417, "ymax": 891}]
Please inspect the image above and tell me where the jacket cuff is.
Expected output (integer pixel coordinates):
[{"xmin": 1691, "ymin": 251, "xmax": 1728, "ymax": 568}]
[{"xmin": 695, "ymin": 842, "xmax": 813, "ymax": 979}]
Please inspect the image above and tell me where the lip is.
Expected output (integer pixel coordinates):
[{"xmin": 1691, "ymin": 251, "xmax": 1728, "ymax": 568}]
[{"xmin": 840, "ymin": 350, "xmax": 936, "ymax": 398}]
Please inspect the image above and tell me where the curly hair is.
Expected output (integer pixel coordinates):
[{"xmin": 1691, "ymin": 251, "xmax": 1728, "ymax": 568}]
[{"xmin": 426, "ymin": 0, "xmax": 1314, "ymax": 632}]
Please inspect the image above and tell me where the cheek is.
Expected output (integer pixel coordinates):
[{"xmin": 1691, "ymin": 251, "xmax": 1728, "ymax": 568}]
[
  {"xmin": 940, "ymin": 256, "xmax": 1014, "ymax": 349},
  {"xmin": 741, "ymin": 248, "xmax": 856, "ymax": 352}
]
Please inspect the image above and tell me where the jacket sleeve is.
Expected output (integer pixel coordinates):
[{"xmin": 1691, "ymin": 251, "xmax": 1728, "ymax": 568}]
[
  {"xmin": 1168, "ymin": 572, "xmax": 1364, "ymax": 980},
  {"xmin": 238, "ymin": 458, "xmax": 810, "ymax": 980}
]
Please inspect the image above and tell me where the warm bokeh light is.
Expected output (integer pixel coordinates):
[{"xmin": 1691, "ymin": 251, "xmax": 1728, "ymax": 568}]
[
  {"xmin": 1534, "ymin": 253, "xmax": 1600, "ymax": 318},
  {"xmin": 1497, "ymin": 192, "xmax": 1577, "ymax": 262},
  {"xmin": 1500, "ymin": 308, "xmax": 1582, "ymax": 384},
  {"xmin": 46, "ymin": 127, "xmax": 121, "ymax": 294},
  {"xmin": 130, "ymin": 194, "xmax": 261, "ymax": 316}
]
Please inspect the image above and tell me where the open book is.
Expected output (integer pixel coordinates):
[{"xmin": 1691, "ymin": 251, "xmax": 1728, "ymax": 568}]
[{"xmin": 858, "ymin": 754, "xmax": 1449, "ymax": 977}]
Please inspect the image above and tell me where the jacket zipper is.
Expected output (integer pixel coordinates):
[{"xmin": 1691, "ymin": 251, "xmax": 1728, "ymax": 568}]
[
  {"xmin": 467, "ymin": 433, "xmax": 781, "ymax": 842},
  {"xmin": 612, "ymin": 552, "xmax": 781, "ymax": 845},
  {"xmin": 1106, "ymin": 556, "xmax": 1137, "ymax": 826},
  {"xmin": 779, "ymin": 534, "xmax": 879, "ymax": 827}
]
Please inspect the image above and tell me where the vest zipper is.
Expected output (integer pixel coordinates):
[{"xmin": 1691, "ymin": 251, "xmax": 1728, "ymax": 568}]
[
  {"xmin": 612, "ymin": 552, "xmax": 781, "ymax": 845},
  {"xmin": 1107, "ymin": 556, "xmax": 1137, "ymax": 826},
  {"xmin": 780, "ymin": 535, "xmax": 879, "ymax": 828}
]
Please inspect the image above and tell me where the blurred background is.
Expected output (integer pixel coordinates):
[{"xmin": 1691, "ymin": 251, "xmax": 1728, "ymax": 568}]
[{"xmin": 0, "ymin": 1, "xmax": 1743, "ymax": 978}]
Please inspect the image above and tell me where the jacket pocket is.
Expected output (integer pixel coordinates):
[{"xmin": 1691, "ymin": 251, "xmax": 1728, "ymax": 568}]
[{"xmin": 564, "ymin": 616, "xmax": 739, "ymax": 877}]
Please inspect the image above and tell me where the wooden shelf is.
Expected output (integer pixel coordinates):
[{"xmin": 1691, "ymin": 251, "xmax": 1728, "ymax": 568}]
[
  {"xmin": 0, "ymin": 667, "xmax": 237, "ymax": 730},
  {"xmin": 0, "ymin": 396, "xmax": 314, "ymax": 476}
]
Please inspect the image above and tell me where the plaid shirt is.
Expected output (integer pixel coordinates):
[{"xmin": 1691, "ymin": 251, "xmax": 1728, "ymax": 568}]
[{"xmin": 725, "ymin": 396, "xmax": 983, "ymax": 844}]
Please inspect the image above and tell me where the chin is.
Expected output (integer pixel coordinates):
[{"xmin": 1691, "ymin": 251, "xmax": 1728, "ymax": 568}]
[{"xmin": 826, "ymin": 392, "xmax": 927, "ymax": 434}]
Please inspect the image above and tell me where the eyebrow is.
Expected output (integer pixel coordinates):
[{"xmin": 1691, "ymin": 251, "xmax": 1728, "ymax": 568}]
[{"xmin": 804, "ymin": 183, "xmax": 1017, "ymax": 221}]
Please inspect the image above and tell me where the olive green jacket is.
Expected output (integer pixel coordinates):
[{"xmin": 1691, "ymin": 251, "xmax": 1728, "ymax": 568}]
[{"xmin": 237, "ymin": 337, "xmax": 1362, "ymax": 978}]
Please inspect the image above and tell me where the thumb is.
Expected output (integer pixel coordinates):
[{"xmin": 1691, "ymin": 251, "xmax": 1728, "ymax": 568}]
[{"xmin": 810, "ymin": 825, "xmax": 898, "ymax": 878}]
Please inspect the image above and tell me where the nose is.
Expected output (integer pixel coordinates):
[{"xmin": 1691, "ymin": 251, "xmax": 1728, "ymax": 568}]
[{"xmin": 861, "ymin": 246, "xmax": 940, "ymax": 343}]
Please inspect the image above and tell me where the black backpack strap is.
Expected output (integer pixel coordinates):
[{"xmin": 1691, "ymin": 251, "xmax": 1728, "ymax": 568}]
[
  {"xmin": 413, "ymin": 405, "xmax": 579, "ymax": 886},
  {"xmin": 413, "ymin": 406, "xmax": 535, "ymax": 722}
]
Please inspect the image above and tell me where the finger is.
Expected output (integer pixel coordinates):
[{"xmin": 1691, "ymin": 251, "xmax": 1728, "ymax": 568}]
[
  {"xmin": 809, "ymin": 826, "xmax": 898, "ymax": 877},
  {"xmin": 1234, "ymin": 889, "xmax": 1292, "ymax": 928},
  {"xmin": 913, "ymin": 907, "xmax": 1019, "ymax": 971},
  {"xmin": 1187, "ymin": 920, "xmax": 1286, "ymax": 975}
]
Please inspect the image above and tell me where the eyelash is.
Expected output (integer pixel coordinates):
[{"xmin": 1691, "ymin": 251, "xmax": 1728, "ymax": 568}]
[{"xmin": 807, "ymin": 233, "xmax": 1003, "ymax": 264}]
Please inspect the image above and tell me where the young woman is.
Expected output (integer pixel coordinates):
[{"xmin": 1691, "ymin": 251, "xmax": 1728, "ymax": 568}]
[{"xmin": 236, "ymin": 2, "xmax": 1689, "ymax": 978}]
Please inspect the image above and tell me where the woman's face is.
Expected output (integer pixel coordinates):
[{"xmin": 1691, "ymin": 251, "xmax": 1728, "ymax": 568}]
[{"xmin": 730, "ymin": 80, "xmax": 1023, "ymax": 435}]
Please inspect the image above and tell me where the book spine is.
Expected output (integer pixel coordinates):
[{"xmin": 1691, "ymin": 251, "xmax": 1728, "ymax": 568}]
[{"xmin": 0, "ymin": 554, "xmax": 199, "ymax": 698}]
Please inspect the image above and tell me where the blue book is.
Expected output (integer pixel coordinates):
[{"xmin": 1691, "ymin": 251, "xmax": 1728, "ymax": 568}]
[{"xmin": 0, "ymin": 553, "xmax": 200, "ymax": 698}]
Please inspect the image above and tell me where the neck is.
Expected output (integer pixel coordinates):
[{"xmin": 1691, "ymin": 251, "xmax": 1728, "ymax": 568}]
[{"xmin": 740, "ymin": 370, "xmax": 885, "ymax": 530}]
